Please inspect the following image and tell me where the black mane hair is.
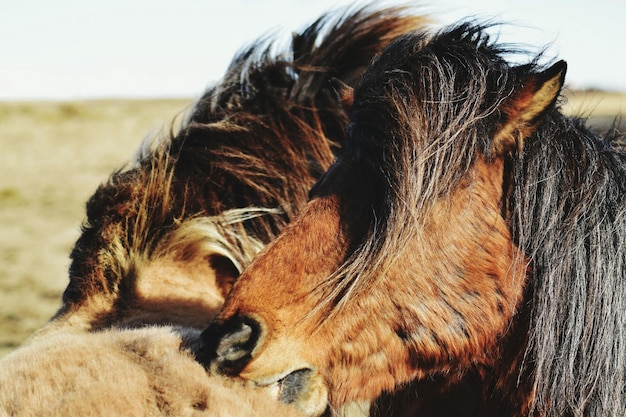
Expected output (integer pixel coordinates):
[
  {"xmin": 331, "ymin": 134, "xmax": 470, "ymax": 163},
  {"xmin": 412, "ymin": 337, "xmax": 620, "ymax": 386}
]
[{"xmin": 512, "ymin": 103, "xmax": 626, "ymax": 416}]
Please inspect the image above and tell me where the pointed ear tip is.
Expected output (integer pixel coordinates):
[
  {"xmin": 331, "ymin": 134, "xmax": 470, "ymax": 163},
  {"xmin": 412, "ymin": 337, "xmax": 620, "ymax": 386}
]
[
  {"xmin": 551, "ymin": 60, "xmax": 568, "ymax": 79},
  {"xmin": 329, "ymin": 77, "xmax": 355, "ymax": 110}
]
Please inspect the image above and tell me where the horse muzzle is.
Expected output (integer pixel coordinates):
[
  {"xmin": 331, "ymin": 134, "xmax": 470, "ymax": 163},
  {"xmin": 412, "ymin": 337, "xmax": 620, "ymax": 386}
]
[{"xmin": 197, "ymin": 314, "xmax": 329, "ymax": 416}]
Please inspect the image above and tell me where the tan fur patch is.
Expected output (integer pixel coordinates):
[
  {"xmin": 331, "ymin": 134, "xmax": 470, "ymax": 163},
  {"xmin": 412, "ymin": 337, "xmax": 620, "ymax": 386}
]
[{"xmin": 0, "ymin": 326, "xmax": 304, "ymax": 417}]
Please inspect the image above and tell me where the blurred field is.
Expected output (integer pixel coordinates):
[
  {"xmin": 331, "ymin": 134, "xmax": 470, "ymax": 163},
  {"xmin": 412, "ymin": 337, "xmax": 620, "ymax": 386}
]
[
  {"xmin": 562, "ymin": 90, "xmax": 626, "ymax": 132},
  {"xmin": 0, "ymin": 98, "xmax": 192, "ymax": 357},
  {"xmin": 0, "ymin": 91, "xmax": 624, "ymax": 358}
]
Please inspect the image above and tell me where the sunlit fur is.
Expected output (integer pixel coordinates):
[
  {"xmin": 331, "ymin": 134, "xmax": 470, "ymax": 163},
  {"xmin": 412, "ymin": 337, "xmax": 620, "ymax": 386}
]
[
  {"xmin": 205, "ymin": 23, "xmax": 626, "ymax": 416},
  {"xmin": 0, "ymin": 326, "xmax": 304, "ymax": 417},
  {"xmin": 50, "ymin": 6, "xmax": 427, "ymax": 331},
  {"xmin": 2, "ymin": 6, "xmax": 428, "ymax": 417}
]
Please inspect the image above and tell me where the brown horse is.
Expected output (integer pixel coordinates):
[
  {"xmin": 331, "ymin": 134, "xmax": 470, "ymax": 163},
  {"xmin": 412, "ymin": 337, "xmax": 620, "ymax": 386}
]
[
  {"xmin": 40, "ymin": 6, "xmax": 426, "ymax": 334},
  {"xmin": 2, "ymin": 6, "xmax": 427, "ymax": 417},
  {"xmin": 201, "ymin": 23, "xmax": 626, "ymax": 416}
]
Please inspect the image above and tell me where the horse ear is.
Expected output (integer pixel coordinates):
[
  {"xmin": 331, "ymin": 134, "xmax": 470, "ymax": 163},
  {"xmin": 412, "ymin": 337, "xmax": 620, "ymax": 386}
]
[
  {"xmin": 330, "ymin": 77, "xmax": 354, "ymax": 114},
  {"xmin": 492, "ymin": 60, "xmax": 567, "ymax": 155}
]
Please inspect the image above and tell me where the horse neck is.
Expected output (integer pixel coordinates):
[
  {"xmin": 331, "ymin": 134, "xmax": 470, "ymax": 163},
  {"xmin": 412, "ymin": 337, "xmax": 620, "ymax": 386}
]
[{"xmin": 317, "ymin": 156, "xmax": 529, "ymax": 404}]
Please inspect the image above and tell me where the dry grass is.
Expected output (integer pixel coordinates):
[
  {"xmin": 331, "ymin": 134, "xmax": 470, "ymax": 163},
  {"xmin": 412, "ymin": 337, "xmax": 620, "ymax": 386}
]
[
  {"xmin": 0, "ymin": 91, "xmax": 624, "ymax": 358},
  {"xmin": 0, "ymin": 98, "xmax": 192, "ymax": 357}
]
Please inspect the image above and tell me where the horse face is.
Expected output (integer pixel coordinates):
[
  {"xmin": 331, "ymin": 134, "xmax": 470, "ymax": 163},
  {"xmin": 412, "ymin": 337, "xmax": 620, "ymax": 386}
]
[{"xmin": 198, "ymin": 158, "xmax": 528, "ymax": 413}]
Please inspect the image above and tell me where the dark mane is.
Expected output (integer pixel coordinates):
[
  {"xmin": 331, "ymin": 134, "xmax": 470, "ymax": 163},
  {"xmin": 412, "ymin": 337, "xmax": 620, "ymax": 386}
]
[
  {"xmin": 322, "ymin": 23, "xmax": 626, "ymax": 416},
  {"xmin": 62, "ymin": 6, "xmax": 427, "ymax": 320},
  {"xmin": 512, "ymin": 111, "xmax": 626, "ymax": 415}
]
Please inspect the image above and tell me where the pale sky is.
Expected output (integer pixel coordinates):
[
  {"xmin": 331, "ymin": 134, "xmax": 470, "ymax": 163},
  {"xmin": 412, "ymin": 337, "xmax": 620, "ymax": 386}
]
[{"xmin": 1, "ymin": 0, "xmax": 624, "ymax": 100}]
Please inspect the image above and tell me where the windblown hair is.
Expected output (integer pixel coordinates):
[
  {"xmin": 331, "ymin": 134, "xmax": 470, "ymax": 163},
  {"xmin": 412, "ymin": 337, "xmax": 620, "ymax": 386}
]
[
  {"xmin": 60, "ymin": 6, "xmax": 427, "ymax": 327},
  {"xmin": 314, "ymin": 24, "xmax": 528, "ymax": 308},
  {"xmin": 318, "ymin": 23, "xmax": 626, "ymax": 416}
]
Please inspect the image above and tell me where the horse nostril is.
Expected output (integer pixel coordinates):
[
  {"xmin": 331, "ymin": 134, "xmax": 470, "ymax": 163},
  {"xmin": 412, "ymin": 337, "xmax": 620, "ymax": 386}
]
[
  {"xmin": 215, "ymin": 322, "xmax": 253, "ymax": 360},
  {"xmin": 279, "ymin": 368, "xmax": 314, "ymax": 404},
  {"xmin": 197, "ymin": 315, "xmax": 261, "ymax": 376}
]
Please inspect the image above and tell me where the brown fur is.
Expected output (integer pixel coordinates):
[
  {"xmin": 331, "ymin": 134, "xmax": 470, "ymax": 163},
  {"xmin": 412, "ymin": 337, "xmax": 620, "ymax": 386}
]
[
  {"xmin": 0, "ymin": 326, "xmax": 303, "ymax": 417},
  {"xmin": 206, "ymin": 156, "xmax": 528, "ymax": 409}
]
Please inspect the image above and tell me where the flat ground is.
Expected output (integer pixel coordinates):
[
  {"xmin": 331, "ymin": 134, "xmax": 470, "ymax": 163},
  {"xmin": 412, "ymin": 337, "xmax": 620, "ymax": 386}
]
[{"xmin": 0, "ymin": 91, "xmax": 624, "ymax": 358}]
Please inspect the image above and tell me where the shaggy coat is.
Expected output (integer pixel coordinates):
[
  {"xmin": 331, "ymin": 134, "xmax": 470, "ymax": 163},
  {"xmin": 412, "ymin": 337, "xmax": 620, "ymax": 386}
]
[{"xmin": 51, "ymin": 6, "xmax": 426, "ymax": 331}]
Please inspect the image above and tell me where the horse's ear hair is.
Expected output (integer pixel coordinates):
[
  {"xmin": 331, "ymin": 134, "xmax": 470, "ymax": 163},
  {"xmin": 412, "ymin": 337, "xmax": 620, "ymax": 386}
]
[
  {"xmin": 492, "ymin": 60, "xmax": 567, "ymax": 155},
  {"xmin": 329, "ymin": 77, "xmax": 354, "ymax": 114}
]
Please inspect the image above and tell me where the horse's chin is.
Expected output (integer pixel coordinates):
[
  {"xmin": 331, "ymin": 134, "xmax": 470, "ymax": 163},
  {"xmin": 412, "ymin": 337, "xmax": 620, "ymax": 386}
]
[{"xmin": 251, "ymin": 367, "xmax": 328, "ymax": 417}]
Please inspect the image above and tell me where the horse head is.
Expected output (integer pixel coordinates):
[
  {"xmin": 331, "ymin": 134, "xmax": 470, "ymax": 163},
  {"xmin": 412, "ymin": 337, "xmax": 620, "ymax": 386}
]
[{"xmin": 198, "ymin": 24, "xmax": 598, "ymax": 416}]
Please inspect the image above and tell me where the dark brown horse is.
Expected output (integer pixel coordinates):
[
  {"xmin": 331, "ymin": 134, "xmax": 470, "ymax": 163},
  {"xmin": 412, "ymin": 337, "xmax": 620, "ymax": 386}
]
[
  {"xmin": 201, "ymin": 23, "xmax": 626, "ymax": 416},
  {"xmin": 40, "ymin": 6, "xmax": 426, "ymax": 334}
]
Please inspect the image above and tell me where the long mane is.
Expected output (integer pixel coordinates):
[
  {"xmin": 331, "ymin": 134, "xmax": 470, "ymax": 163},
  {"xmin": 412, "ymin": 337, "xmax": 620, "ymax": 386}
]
[
  {"xmin": 512, "ymin": 110, "xmax": 626, "ymax": 415},
  {"xmin": 62, "ymin": 6, "xmax": 427, "ymax": 319},
  {"xmin": 322, "ymin": 23, "xmax": 626, "ymax": 416}
]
